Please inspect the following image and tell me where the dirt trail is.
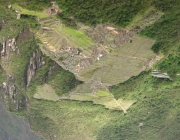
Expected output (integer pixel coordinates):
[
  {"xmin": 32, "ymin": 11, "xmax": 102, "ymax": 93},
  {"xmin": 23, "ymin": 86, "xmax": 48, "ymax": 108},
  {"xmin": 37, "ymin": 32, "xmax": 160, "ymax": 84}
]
[
  {"xmin": 101, "ymin": 82, "xmax": 127, "ymax": 113},
  {"xmin": 113, "ymin": 53, "xmax": 148, "ymax": 62}
]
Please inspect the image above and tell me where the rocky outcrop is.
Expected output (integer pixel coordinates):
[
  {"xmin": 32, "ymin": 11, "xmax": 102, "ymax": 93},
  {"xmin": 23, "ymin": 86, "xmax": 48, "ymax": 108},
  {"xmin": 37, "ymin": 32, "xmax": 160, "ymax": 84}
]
[
  {"xmin": 0, "ymin": 19, "xmax": 5, "ymax": 32},
  {"xmin": 0, "ymin": 22, "xmax": 2, "ymax": 32},
  {"xmin": 152, "ymin": 70, "xmax": 170, "ymax": 79},
  {"xmin": 43, "ymin": 62, "xmax": 61, "ymax": 83},
  {"xmin": 0, "ymin": 75, "xmax": 25, "ymax": 111},
  {"xmin": 17, "ymin": 25, "xmax": 33, "ymax": 43},
  {"xmin": 0, "ymin": 37, "xmax": 19, "ymax": 58},
  {"xmin": 27, "ymin": 51, "xmax": 45, "ymax": 87}
]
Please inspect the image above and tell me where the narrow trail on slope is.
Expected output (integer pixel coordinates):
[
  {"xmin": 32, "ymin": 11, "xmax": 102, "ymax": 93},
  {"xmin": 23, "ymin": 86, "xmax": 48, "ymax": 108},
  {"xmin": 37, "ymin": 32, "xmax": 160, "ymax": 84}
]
[{"xmin": 101, "ymin": 82, "xmax": 127, "ymax": 113}]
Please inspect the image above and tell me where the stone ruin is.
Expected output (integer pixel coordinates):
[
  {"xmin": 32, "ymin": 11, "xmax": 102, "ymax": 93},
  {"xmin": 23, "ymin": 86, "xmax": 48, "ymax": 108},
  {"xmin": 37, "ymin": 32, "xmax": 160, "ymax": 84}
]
[
  {"xmin": 85, "ymin": 24, "xmax": 138, "ymax": 49},
  {"xmin": 45, "ymin": 0, "xmax": 61, "ymax": 15},
  {"xmin": 17, "ymin": 14, "xmax": 21, "ymax": 19}
]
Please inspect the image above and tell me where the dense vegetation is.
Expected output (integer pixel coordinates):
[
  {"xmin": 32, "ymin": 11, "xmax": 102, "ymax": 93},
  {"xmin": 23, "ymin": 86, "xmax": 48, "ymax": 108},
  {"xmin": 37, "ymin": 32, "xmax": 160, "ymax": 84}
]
[
  {"xmin": 141, "ymin": 1, "xmax": 180, "ymax": 53},
  {"xmin": 12, "ymin": 0, "xmax": 51, "ymax": 11},
  {"xmin": 31, "ymin": 56, "xmax": 83, "ymax": 96},
  {"xmin": 0, "ymin": 0, "xmax": 180, "ymax": 140},
  {"xmin": 56, "ymin": 1, "xmax": 180, "ymax": 51},
  {"xmin": 56, "ymin": 0, "xmax": 152, "ymax": 27},
  {"xmin": 158, "ymin": 52, "xmax": 180, "ymax": 77}
]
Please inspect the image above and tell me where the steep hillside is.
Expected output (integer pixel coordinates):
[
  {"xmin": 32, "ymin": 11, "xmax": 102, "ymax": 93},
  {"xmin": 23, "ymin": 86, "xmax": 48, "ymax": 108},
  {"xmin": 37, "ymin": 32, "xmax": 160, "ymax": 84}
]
[
  {"xmin": 0, "ymin": 0, "xmax": 180, "ymax": 140},
  {"xmin": 0, "ymin": 100, "xmax": 42, "ymax": 140},
  {"xmin": 56, "ymin": 0, "xmax": 152, "ymax": 26}
]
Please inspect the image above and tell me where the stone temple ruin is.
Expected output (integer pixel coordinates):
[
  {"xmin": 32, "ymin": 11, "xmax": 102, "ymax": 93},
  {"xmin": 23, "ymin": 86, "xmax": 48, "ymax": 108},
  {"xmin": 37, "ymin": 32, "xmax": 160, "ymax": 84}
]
[
  {"xmin": 45, "ymin": 0, "xmax": 61, "ymax": 15},
  {"xmin": 85, "ymin": 24, "xmax": 139, "ymax": 49}
]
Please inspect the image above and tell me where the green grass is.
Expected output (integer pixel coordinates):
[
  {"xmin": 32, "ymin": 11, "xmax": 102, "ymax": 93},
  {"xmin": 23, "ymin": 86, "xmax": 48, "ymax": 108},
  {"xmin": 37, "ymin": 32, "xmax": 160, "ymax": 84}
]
[
  {"xmin": 12, "ymin": 4, "xmax": 49, "ymax": 18},
  {"xmin": 114, "ymin": 35, "xmax": 156, "ymax": 59},
  {"xmin": 97, "ymin": 91, "xmax": 111, "ymax": 97},
  {"xmin": 56, "ymin": 0, "xmax": 152, "ymax": 27},
  {"xmin": 125, "ymin": 6, "xmax": 163, "ymax": 30},
  {"xmin": 33, "ymin": 84, "xmax": 60, "ymax": 101},
  {"xmin": 27, "ymin": 83, "xmax": 135, "ymax": 139},
  {"xmin": 0, "ymin": 6, "xmax": 38, "ymax": 111},
  {"xmin": 157, "ymin": 51, "xmax": 180, "ymax": 78},
  {"xmin": 102, "ymin": 72, "xmax": 180, "ymax": 140},
  {"xmin": 28, "ymin": 53, "xmax": 82, "ymax": 97},
  {"xmin": 26, "ymin": 69, "xmax": 180, "ymax": 140},
  {"xmin": 11, "ymin": 0, "xmax": 51, "ymax": 11},
  {"xmin": 2, "ymin": 37, "xmax": 36, "ymax": 86},
  {"xmin": 68, "ymin": 94, "xmax": 97, "ymax": 101},
  {"xmin": 1, "ymin": 1, "xmax": 180, "ymax": 140},
  {"xmin": 0, "ymin": 16, "xmax": 23, "ymax": 38},
  {"xmin": 37, "ymin": 19, "xmax": 94, "ymax": 49},
  {"xmin": 0, "ymin": 66, "xmax": 6, "ymax": 84},
  {"xmin": 55, "ymin": 26, "xmax": 94, "ymax": 48},
  {"xmin": 140, "ymin": 1, "xmax": 180, "ymax": 54},
  {"xmin": 47, "ymin": 67, "xmax": 83, "ymax": 96},
  {"xmin": 80, "ymin": 35, "xmax": 156, "ymax": 85}
]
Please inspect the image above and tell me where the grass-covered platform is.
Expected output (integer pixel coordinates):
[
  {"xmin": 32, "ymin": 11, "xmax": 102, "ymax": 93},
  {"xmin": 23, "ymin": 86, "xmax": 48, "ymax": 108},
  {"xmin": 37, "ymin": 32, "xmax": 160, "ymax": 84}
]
[
  {"xmin": 12, "ymin": 4, "xmax": 49, "ymax": 18},
  {"xmin": 80, "ymin": 35, "xmax": 156, "ymax": 85},
  {"xmin": 37, "ymin": 18, "xmax": 94, "ymax": 50},
  {"xmin": 33, "ymin": 84, "xmax": 60, "ymax": 101}
]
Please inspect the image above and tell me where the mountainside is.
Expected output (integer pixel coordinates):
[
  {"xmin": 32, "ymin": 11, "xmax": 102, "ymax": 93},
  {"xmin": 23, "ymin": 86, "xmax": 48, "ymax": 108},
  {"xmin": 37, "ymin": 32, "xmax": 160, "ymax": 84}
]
[
  {"xmin": 0, "ymin": 99, "xmax": 42, "ymax": 140},
  {"xmin": 0, "ymin": 0, "xmax": 180, "ymax": 140}
]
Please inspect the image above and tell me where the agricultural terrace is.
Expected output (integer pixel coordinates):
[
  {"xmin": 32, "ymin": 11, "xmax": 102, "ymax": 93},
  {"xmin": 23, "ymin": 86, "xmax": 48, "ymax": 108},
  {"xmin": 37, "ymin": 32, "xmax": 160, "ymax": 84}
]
[
  {"xmin": 37, "ymin": 18, "xmax": 94, "ymax": 50},
  {"xmin": 80, "ymin": 36, "xmax": 156, "ymax": 85},
  {"xmin": 12, "ymin": 4, "xmax": 49, "ymax": 18}
]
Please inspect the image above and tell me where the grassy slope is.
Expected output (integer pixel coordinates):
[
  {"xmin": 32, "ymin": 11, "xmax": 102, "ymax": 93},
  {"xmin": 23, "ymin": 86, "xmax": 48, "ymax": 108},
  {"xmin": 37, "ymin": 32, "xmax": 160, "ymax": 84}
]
[
  {"xmin": 12, "ymin": 4, "xmax": 49, "ymax": 18},
  {"xmin": 35, "ymin": 1, "xmax": 180, "ymax": 139},
  {"xmin": 105, "ymin": 72, "xmax": 180, "ymax": 140},
  {"xmin": 33, "ymin": 84, "xmax": 60, "ymax": 101},
  {"xmin": 55, "ymin": 26, "xmax": 94, "ymax": 48},
  {"xmin": 103, "ymin": 1, "xmax": 180, "ymax": 137},
  {"xmin": 0, "ymin": 5, "xmax": 37, "ymax": 111},
  {"xmin": 27, "ymin": 71, "xmax": 180, "ymax": 140},
  {"xmin": 141, "ymin": 1, "xmax": 180, "ymax": 53},
  {"xmin": 11, "ymin": 0, "xmax": 51, "ymax": 11},
  {"xmin": 0, "ymin": 0, "xmax": 180, "ymax": 140},
  {"xmin": 38, "ymin": 19, "xmax": 94, "ymax": 49},
  {"xmin": 29, "ymin": 55, "xmax": 82, "ymax": 96},
  {"xmin": 80, "ymin": 35, "xmax": 155, "ymax": 85}
]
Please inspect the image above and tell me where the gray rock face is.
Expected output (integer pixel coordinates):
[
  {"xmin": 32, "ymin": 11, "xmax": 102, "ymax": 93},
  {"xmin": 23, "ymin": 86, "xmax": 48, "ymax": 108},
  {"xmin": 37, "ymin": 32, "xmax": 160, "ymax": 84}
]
[
  {"xmin": 152, "ymin": 70, "xmax": 170, "ymax": 79},
  {"xmin": 43, "ymin": 62, "xmax": 61, "ymax": 83},
  {"xmin": 0, "ymin": 75, "xmax": 25, "ymax": 111},
  {"xmin": 27, "ymin": 51, "xmax": 45, "ymax": 87},
  {"xmin": 17, "ymin": 13, "xmax": 21, "ymax": 19},
  {"xmin": 0, "ymin": 100, "xmax": 42, "ymax": 140},
  {"xmin": 0, "ymin": 37, "xmax": 19, "ymax": 58}
]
